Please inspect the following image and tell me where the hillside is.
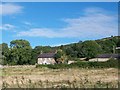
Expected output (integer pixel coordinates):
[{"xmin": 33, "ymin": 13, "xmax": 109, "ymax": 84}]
[
  {"xmin": 0, "ymin": 36, "xmax": 120, "ymax": 65},
  {"xmin": 53, "ymin": 36, "xmax": 120, "ymax": 59}
]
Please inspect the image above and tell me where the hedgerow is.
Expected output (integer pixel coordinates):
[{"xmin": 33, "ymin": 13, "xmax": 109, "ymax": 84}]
[{"xmin": 36, "ymin": 58, "xmax": 119, "ymax": 69}]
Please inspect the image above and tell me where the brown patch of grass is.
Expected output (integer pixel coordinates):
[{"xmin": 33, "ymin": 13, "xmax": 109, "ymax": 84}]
[{"xmin": 2, "ymin": 66, "xmax": 118, "ymax": 88}]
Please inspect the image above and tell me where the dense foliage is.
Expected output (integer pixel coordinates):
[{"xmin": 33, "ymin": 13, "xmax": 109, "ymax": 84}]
[
  {"xmin": 0, "ymin": 36, "xmax": 120, "ymax": 65},
  {"xmin": 1, "ymin": 40, "xmax": 33, "ymax": 65},
  {"xmin": 79, "ymin": 40, "xmax": 102, "ymax": 59},
  {"xmin": 0, "ymin": 44, "xmax": 2, "ymax": 64},
  {"xmin": 54, "ymin": 49, "xmax": 68, "ymax": 63}
]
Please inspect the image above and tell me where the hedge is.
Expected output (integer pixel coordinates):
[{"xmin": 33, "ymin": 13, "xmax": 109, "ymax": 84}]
[{"xmin": 36, "ymin": 58, "xmax": 119, "ymax": 69}]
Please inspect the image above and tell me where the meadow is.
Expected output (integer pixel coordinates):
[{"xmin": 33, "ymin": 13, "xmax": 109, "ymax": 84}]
[{"xmin": 1, "ymin": 65, "xmax": 118, "ymax": 88}]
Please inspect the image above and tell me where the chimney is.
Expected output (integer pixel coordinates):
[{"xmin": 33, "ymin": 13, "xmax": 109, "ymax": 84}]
[
  {"xmin": 55, "ymin": 50, "xmax": 57, "ymax": 54},
  {"xmin": 40, "ymin": 50, "xmax": 43, "ymax": 54}
]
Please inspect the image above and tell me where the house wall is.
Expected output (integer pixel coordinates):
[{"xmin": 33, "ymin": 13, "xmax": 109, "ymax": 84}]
[
  {"xmin": 38, "ymin": 58, "xmax": 56, "ymax": 64},
  {"xmin": 68, "ymin": 61, "xmax": 76, "ymax": 64},
  {"xmin": 89, "ymin": 58, "xmax": 109, "ymax": 62},
  {"xmin": 79, "ymin": 58, "xmax": 86, "ymax": 61}
]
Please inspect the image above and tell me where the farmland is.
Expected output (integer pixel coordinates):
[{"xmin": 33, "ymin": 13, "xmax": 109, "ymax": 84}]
[{"xmin": 0, "ymin": 65, "xmax": 118, "ymax": 88}]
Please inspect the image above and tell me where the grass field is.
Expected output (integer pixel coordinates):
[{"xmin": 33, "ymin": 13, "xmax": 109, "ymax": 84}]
[{"xmin": 0, "ymin": 65, "xmax": 118, "ymax": 88}]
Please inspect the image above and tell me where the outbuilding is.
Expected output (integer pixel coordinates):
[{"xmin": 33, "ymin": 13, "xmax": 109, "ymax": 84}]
[{"xmin": 89, "ymin": 54, "xmax": 120, "ymax": 62}]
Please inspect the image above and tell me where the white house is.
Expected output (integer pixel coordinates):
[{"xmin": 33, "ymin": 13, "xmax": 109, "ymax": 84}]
[{"xmin": 38, "ymin": 53, "xmax": 56, "ymax": 64}]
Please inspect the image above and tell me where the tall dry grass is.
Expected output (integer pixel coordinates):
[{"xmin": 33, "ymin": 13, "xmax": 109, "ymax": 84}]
[{"xmin": 2, "ymin": 66, "xmax": 118, "ymax": 88}]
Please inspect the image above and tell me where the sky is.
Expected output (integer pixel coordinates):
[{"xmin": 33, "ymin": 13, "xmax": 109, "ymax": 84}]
[{"xmin": 0, "ymin": 2, "xmax": 118, "ymax": 48}]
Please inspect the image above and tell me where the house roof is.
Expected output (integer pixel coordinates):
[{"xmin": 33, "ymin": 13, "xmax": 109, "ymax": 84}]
[
  {"xmin": 38, "ymin": 53, "xmax": 55, "ymax": 58},
  {"xmin": 97, "ymin": 54, "xmax": 120, "ymax": 58}
]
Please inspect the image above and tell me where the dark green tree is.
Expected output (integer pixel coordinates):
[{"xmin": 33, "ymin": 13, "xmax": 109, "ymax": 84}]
[
  {"xmin": 81, "ymin": 40, "xmax": 102, "ymax": 60},
  {"xmin": 0, "ymin": 44, "xmax": 2, "ymax": 64},
  {"xmin": 9, "ymin": 39, "xmax": 32, "ymax": 65},
  {"xmin": 1, "ymin": 43, "xmax": 10, "ymax": 65}
]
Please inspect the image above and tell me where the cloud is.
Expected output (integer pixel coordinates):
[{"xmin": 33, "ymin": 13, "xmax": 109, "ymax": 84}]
[
  {"xmin": 51, "ymin": 42, "xmax": 77, "ymax": 47},
  {"xmin": 0, "ymin": 3, "xmax": 23, "ymax": 15},
  {"xmin": 17, "ymin": 28, "xmax": 59, "ymax": 37},
  {"xmin": 83, "ymin": 7, "xmax": 106, "ymax": 14},
  {"xmin": 17, "ymin": 7, "xmax": 117, "ymax": 39},
  {"xmin": 23, "ymin": 21, "xmax": 32, "ymax": 25},
  {"xmin": 0, "ymin": 24, "xmax": 15, "ymax": 30}
]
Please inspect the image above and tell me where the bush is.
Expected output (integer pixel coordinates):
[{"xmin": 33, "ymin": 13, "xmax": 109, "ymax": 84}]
[
  {"xmin": 36, "ymin": 58, "xmax": 119, "ymax": 69},
  {"xmin": 36, "ymin": 64, "xmax": 48, "ymax": 68},
  {"xmin": 87, "ymin": 58, "xmax": 118, "ymax": 68}
]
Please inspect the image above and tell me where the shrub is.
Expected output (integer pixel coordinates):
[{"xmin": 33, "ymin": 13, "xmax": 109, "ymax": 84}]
[{"xmin": 36, "ymin": 58, "xmax": 119, "ymax": 69}]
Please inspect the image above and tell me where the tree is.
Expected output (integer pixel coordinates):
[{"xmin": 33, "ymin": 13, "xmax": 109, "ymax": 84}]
[
  {"xmin": 0, "ymin": 44, "xmax": 2, "ymax": 64},
  {"xmin": 9, "ymin": 39, "xmax": 32, "ymax": 65},
  {"xmin": 54, "ymin": 49, "xmax": 67, "ymax": 63},
  {"xmin": 10, "ymin": 39, "xmax": 30, "ymax": 48},
  {"xmin": 1, "ymin": 43, "xmax": 10, "ymax": 65},
  {"xmin": 97, "ymin": 39, "xmax": 116, "ymax": 54},
  {"xmin": 0, "ymin": 36, "xmax": 119, "ymax": 65},
  {"xmin": 81, "ymin": 40, "xmax": 102, "ymax": 60}
]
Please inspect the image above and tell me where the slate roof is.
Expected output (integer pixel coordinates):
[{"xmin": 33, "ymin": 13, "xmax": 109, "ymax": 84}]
[
  {"xmin": 38, "ymin": 53, "xmax": 55, "ymax": 58},
  {"xmin": 97, "ymin": 54, "xmax": 120, "ymax": 59}
]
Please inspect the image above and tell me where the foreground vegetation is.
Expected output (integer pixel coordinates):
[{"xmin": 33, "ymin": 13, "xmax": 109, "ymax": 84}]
[
  {"xmin": 1, "ymin": 66, "xmax": 118, "ymax": 88},
  {"xmin": 36, "ymin": 58, "xmax": 119, "ymax": 69}
]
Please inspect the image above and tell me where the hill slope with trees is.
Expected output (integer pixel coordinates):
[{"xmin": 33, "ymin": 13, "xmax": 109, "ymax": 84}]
[{"xmin": 0, "ymin": 36, "xmax": 119, "ymax": 65}]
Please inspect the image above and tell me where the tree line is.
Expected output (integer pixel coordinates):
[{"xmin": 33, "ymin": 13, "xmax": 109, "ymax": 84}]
[{"xmin": 0, "ymin": 36, "xmax": 119, "ymax": 65}]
